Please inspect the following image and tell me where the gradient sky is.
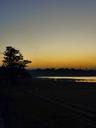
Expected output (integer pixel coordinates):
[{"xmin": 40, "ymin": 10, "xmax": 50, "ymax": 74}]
[{"xmin": 0, "ymin": 0, "xmax": 96, "ymax": 69}]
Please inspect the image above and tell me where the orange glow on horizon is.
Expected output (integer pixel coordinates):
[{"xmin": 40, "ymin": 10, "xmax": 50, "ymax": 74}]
[
  {"xmin": 0, "ymin": 49, "xmax": 96, "ymax": 69},
  {"xmin": 0, "ymin": 56, "xmax": 96, "ymax": 69},
  {"xmin": 28, "ymin": 57, "xmax": 96, "ymax": 69}
]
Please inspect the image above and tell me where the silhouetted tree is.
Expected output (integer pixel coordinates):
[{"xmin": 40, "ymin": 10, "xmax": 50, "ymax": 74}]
[
  {"xmin": 1, "ymin": 46, "xmax": 32, "ymax": 84},
  {"xmin": 2, "ymin": 46, "xmax": 31, "ymax": 69}
]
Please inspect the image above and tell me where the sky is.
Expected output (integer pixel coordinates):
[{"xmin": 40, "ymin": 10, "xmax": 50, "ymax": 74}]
[{"xmin": 0, "ymin": 0, "xmax": 96, "ymax": 69}]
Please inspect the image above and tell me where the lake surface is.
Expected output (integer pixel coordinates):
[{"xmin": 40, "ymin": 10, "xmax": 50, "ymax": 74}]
[{"xmin": 37, "ymin": 76, "xmax": 96, "ymax": 83}]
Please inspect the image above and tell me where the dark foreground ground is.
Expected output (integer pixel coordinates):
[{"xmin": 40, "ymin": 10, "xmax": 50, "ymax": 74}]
[{"xmin": 1, "ymin": 79, "xmax": 96, "ymax": 128}]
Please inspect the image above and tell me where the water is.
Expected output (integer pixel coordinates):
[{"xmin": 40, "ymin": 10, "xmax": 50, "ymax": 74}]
[{"xmin": 37, "ymin": 76, "xmax": 96, "ymax": 83}]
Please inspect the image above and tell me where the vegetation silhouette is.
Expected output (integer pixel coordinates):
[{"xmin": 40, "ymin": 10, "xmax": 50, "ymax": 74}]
[
  {"xmin": 2, "ymin": 46, "xmax": 31, "ymax": 68},
  {"xmin": 1, "ymin": 46, "xmax": 32, "ymax": 85}
]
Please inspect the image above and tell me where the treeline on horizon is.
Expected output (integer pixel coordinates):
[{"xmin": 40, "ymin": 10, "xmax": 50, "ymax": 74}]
[{"xmin": 30, "ymin": 68, "xmax": 96, "ymax": 76}]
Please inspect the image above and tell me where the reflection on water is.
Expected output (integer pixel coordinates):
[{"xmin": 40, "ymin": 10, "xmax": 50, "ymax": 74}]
[{"xmin": 37, "ymin": 76, "xmax": 96, "ymax": 83}]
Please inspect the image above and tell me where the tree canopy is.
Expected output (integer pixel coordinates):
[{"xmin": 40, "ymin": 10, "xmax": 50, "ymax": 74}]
[{"xmin": 2, "ymin": 46, "xmax": 31, "ymax": 69}]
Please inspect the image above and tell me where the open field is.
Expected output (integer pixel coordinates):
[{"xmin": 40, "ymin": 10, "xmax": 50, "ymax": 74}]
[{"xmin": 0, "ymin": 79, "xmax": 96, "ymax": 128}]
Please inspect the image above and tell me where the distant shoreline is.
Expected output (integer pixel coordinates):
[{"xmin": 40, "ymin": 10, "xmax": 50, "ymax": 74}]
[{"xmin": 29, "ymin": 68, "xmax": 96, "ymax": 77}]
